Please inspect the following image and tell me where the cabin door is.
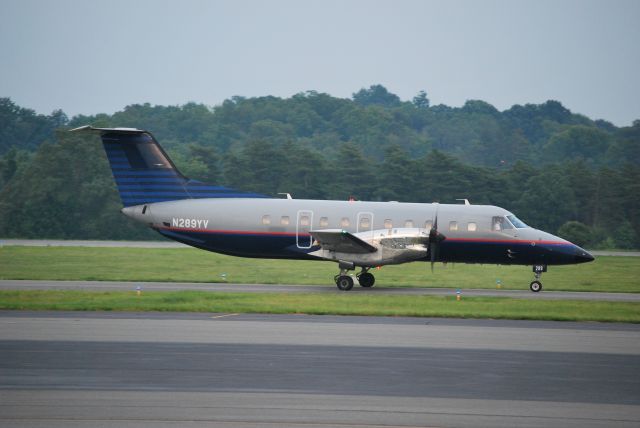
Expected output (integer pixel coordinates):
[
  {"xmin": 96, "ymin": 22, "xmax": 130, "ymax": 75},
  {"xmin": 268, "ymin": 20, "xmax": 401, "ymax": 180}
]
[{"xmin": 296, "ymin": 210, "xmax": 313, "ymax": 249}]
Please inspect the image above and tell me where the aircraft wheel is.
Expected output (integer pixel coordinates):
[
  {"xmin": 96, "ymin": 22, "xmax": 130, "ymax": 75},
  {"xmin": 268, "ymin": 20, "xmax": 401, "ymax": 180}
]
[
  {"xmin": 529, "ymin": 280, "xmax": 542, "ymax": 292},
  {"xmin": 358, "ymin": 272, "xmax": 375, "ymax": 288},
  {"xmin": 336, "ymin": 275, "xmax": 354, "ymax": 291}
]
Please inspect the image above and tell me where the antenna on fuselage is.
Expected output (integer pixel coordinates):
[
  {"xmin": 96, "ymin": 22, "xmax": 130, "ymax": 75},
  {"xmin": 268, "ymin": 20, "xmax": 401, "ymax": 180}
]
[
  {"xmin": 456, "ymin": 198, "xmax": 471, "ymax": 206},
  {"xmin": 278, "ymin": 193, "xmax": 293, "ymax": 200}
]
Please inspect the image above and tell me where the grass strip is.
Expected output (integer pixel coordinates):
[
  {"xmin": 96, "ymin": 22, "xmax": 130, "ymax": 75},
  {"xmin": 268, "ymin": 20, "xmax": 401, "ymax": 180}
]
[
  {"xmin": 1, "ymin": 246, "xmax": 640, "ymax": 293},
  {"xmin": 0, "ymin": 290, "xmax": 638, "ymax": 323}
]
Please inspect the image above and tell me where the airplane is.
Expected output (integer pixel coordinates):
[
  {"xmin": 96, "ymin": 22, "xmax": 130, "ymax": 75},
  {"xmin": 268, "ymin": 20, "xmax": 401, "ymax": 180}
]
[{"xmin": 71, "ymin": 125, "xmax": 595, "ymax": 292}]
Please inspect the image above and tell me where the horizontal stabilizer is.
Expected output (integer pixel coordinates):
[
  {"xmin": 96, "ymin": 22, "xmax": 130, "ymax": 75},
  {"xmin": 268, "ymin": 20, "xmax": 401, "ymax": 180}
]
[{"xmin": 310, "ymin": 229, "xmax": 377, "ymax": 254}]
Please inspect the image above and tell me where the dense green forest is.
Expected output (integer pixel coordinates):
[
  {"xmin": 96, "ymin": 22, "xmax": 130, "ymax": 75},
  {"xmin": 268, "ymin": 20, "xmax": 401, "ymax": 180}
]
[{"xmin": 0, "ymin": 86, "xmax": 638, "ymax": 248}]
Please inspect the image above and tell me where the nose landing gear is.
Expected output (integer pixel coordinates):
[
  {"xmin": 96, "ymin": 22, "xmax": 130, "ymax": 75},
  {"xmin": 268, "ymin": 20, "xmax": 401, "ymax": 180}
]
[
  {"xmin": 530, "ymin": 280, "xmax": 542, "ymax": 292},
  {"xmin": 530, "ymin": 265, "xmax": 547, "ymax": 292}
]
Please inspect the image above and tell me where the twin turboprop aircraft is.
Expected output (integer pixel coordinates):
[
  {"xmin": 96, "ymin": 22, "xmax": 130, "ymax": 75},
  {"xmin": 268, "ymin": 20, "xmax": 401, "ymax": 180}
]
[{"xmin": 72, "ymin": 125, "xmax": 594, "ymax": 292}]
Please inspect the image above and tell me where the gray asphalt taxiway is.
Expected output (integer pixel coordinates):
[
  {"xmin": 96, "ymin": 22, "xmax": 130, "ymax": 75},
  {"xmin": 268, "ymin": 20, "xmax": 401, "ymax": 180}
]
[
  {"xmin": 1, "ymin": 311, "xmax": 639, "ymax": 427},
  {"xmin": 2, "ymin": 279, "xmax": 639, "ymax": 301}
]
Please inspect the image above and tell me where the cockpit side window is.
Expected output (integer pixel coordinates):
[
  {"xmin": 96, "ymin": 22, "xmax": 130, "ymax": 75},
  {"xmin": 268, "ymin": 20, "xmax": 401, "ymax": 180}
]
[{"xmin": 492, "ymin": 216, "xmax": 512, "ymax": 231}]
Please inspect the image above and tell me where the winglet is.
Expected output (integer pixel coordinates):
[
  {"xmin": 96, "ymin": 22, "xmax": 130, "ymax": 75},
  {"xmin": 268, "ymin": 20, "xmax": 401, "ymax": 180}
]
[{"xmin": 69, "ymin": 125, "xmax": 146, "ymax": 133}]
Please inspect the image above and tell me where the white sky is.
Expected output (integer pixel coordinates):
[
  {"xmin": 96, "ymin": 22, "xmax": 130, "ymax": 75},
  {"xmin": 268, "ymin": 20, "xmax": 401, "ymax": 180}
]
[{"xmin": 1, "ymin": 0, "xmax": 638, "ymax": 125}]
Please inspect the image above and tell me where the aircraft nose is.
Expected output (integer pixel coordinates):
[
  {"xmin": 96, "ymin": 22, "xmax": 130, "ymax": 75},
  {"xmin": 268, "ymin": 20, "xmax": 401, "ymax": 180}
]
[{"xmin": 573, "ymin": 246, "xmax": 594, "ymax": 263}]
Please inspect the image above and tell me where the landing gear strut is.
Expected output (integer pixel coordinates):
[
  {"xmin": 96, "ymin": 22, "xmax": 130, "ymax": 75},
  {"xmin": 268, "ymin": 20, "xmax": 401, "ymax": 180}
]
[
  {"xmin": 357, "ymin": 268, "xmax": 375, "ymax": 288},
  {"xmin": 335, "ymin": 261, "xmax": 355, "ymax": 291},
  {"xmin": 530, "ymin": 265, "xmax": 546, "ymax": 292}
]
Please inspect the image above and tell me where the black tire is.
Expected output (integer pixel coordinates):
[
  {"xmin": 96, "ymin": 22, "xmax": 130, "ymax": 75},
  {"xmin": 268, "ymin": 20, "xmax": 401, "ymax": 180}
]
[
  {"xmin": 336, "ymin": 275, "xmax": 354, "ymax": 291},
  {"xmin": 358, "ymin": 272, "xmax": 375, "ymax": 288},
  {"xmin": 529, "ymin": 280, "xmax": 542, "ymax": 292}
]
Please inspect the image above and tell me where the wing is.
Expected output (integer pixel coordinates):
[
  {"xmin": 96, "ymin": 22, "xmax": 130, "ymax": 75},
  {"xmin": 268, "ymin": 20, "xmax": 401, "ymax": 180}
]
[{"xmin": 309, "ymin": 229, "xmax": 377, "ymax": 254}]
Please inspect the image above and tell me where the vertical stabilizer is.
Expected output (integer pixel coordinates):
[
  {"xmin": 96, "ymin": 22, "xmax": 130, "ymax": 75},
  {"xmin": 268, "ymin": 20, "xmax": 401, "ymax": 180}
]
[{"xmin": 70, "ymin": 125, "xmax": 267, "ymax": 207}]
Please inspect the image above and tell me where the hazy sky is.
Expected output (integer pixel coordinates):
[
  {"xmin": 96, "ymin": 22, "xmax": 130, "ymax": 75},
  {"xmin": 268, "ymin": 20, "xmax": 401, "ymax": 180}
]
[{"xmin": 1, "ymin": 0, "xmax": 638, "ymax": 125}]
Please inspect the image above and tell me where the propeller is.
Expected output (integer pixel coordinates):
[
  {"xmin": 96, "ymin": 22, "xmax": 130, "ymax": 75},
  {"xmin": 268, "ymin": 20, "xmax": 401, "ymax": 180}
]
[{"xmin": 427, "ymin": 206, "xmax": 446, "ymax": 272}]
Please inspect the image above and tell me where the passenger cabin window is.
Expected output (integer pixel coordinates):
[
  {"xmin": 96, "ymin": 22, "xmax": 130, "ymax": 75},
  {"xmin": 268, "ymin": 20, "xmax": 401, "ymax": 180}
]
[
  {"xmin": 319, "ymin": 217, "xmax": 329, "ymax": 227},
  {"xmin": 281, "ymin": 216, "xmax": 290, "ymax": 226},
  {"xmin": 449, "ymin": 221, "xmax": 458, "ymax": 231},
  {"xmin": 404, "ymin": 220, "xmax": 414, "ymax": 228},
  {"xmin": 384, "ymin": 219, "xmax": 393, "ymax": 229},
  {"xmin": 300, "ymin": 215, "xmax": 310, "ymax": 226},
  {"xmin": 341, "ymin": 217, "xmax": 350, "ymax": 228},
  {"xmin": 467, "ymin": 222, "xmax": 477, "ymax": 231},
  {"xmin": 424, "ymin": 220, "xmax": 433, "ymax": 230},
  {"xmin": 262, "ymin": 215, "xmax": 271, "ymax": 225},
  {"xmin": 359, "ymin": 217, "xmax": 371, "ymax": 229}
]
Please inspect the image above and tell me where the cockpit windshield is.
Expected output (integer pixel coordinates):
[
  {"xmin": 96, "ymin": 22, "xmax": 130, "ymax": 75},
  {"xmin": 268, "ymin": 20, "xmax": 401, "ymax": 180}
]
[{"xmin": 506, "ymin": 214, "xmax": 528, "ymax": 229}]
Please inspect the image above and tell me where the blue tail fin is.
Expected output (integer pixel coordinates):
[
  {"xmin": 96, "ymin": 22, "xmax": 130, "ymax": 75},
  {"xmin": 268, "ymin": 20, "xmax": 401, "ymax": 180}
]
[{"xmin": 71, "ymin": 126, "xmax": 267, "ymax": 207}]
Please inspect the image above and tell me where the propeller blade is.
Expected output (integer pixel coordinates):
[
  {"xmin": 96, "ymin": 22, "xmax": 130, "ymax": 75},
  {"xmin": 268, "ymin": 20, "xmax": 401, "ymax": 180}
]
[
  {"xmin": 430, "ymin": 242, "xmax": 437, "ymax": 272},
  {"xmin": 427, "ymin": 207, "xmax": 443, "ymax": 272}
]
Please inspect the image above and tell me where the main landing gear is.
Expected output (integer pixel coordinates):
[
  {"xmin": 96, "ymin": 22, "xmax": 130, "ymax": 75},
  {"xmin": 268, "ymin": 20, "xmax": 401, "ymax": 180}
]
[
  {"xmin": 357, "ymin": 268, "xmax": 375, "ymax": 288},
  {"xmin": 530, "ymin": 265, "xmax": 547, "ymax": 292},
  {"xmin": 334, "ymin": 264, "xmax": 375, "ymax": 291},
  {"xmin": 335, "ymin": 273, "xmax": 354, "ymax": 291}
]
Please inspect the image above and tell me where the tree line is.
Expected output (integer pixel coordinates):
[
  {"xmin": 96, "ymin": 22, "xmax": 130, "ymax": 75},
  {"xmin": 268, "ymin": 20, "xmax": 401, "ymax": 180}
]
[{"xmin": 0, "ymin": 87, "xmax": 638, "ymax": 248}]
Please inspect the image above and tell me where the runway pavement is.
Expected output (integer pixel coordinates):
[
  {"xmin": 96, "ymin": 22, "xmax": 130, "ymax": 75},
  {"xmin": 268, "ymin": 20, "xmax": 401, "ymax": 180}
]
[
  {"xmin": 0, "ymin": 311, "xmax": 639, "ymax": 427},
  {"xmin": 1, "ymin": 279, "xmax": 639, "ymax": 301}
]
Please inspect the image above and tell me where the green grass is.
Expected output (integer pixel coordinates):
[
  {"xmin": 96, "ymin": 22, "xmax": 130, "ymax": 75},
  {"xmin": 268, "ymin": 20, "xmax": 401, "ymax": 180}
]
[
  {"xmin": 0, "ymin": 290, "xmax": 638, "ymax": 323},
  {"xmin": 0, "ymin": 246, "xmax": 639, "ymax": 293}
]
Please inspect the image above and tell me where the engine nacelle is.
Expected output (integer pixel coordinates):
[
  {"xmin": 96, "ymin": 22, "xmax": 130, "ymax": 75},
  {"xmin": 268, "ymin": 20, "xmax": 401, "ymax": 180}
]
[{"xmin": 310, "ymin": 228, "xmax": 429, "ymax": 267}]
